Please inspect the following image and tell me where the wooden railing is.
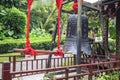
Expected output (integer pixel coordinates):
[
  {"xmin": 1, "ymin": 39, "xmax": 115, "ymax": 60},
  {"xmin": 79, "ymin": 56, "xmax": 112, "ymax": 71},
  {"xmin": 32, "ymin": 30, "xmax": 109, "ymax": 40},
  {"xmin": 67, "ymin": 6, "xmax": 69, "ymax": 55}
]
[
  {"xmin": 1, "ymin": 54, "xmax": 118, "ymax": 80},
  {"xmin": 2, "ymin": 60, "xmax": 120, "ymax": 80}
]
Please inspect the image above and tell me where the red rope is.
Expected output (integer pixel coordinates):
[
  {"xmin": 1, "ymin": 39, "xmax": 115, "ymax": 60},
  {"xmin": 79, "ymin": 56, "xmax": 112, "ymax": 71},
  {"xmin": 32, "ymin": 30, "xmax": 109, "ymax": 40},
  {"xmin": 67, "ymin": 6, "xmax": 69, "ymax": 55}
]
[
  {"xmin": 25, "ymin": 0, "xmax": 64, "ymax": 56},
  {"xmin": 55, "ymin": 0, "xmax": 64, "ymax": 56},
  {"xmin": 73, "ymin": 0, "xmax": 84, "ymax": 13},
  {"xmin": 24, "ymin": 0, "xmax": 36, "ymax": 55}
]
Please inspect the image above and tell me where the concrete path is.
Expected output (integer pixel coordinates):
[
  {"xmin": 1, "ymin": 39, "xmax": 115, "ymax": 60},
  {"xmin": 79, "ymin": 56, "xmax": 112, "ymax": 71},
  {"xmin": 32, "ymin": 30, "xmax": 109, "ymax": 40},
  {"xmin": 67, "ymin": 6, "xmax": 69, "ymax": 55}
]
[{"xmin": 12, "ymin": 74, "xmax": 45, "ymax": 80}]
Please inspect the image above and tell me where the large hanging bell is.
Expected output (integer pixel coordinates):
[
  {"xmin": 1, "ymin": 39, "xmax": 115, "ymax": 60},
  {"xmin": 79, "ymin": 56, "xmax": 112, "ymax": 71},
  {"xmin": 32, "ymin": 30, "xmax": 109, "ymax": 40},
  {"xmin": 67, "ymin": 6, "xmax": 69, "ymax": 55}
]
[{"xmin": 63, "ymin": 14, "xmax": 91, "ymax": 55}]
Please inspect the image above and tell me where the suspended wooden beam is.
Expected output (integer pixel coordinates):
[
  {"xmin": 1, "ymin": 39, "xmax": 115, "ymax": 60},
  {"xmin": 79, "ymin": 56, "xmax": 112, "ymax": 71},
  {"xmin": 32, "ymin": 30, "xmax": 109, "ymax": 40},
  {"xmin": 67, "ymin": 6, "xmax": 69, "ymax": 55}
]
[
  {"xmin": 62, "ymin": 0, "xmax": 73, "ymax": 5},
  {"xmin": 101, "ymin": 0, "xmax": 120, "ymax": 6},
  {"xmin": 83, "ymin": 3, "xmax": 100, "ymax": 11},
  {"xmin": 116, "ymin": 7, "xmax": 120, "ymax": 59},
  {"xmin": 13, "ymin": 48, "xmax": 57, "ymax": 55},
  {"xmin": 62, "ymin": 4, "xmax": 100, "ymax": 14}
]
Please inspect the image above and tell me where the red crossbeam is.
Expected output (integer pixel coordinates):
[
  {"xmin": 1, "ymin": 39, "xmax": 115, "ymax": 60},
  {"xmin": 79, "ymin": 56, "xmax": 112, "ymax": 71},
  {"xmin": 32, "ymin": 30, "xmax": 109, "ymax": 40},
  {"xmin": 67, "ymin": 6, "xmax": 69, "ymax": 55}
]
[{"xmin": 13, "ymin": 49, "xmax": 57, "ymax": 55}]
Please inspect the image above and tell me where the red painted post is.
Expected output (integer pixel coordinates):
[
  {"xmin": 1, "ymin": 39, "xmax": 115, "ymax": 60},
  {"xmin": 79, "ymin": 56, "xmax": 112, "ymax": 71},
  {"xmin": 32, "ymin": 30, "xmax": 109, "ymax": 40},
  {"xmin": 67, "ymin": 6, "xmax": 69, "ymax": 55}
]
[
  {"xmin": 9, "ymin": 56, "xmax": 11, "ymax": 62},
  {"xmin": 13, "ymin": 56, "xmax": 16, "ymax": 71},
  {"xmin": 2, "ymin": 62, "xmax": 12, "ymax": 80},
  {"xmin": 74, "ymin": 55, "xmax": 76, "ymax": 65},
  {"xmin": 88, "ymin": 65, "xmax": 93, "ymax": 80},
  {"xmin": 65, "ymin": 68, "xmax": 69, "ymax": 80},
  {"xmin": 93, "ymin": 55, "xmax": 95, "ymax": 63},
  {"xmin": 113, "ymin": 61, "xmax": 117, "ymax": 68}
]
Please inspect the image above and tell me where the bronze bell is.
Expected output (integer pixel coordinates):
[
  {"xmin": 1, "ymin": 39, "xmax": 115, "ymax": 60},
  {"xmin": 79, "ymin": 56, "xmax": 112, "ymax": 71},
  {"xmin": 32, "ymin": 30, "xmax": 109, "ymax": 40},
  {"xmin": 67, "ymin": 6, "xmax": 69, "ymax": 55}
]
[{"xmin": 63, "ymin": 14, "xmax": 91, "ymax": 55}]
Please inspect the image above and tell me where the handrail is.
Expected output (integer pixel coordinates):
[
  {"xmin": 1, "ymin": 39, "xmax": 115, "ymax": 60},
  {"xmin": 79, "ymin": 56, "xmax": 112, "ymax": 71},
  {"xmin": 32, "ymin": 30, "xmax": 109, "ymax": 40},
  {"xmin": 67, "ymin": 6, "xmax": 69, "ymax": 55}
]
[{"xmin": 11, "ymin": 60, "xmax": 120, "ymax": 75}]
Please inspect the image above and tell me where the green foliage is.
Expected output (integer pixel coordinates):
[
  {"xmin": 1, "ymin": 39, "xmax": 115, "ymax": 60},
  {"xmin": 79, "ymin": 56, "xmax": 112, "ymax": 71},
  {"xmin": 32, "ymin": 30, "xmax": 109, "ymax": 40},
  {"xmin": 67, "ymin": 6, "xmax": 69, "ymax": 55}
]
[
  {"xmin": 87, "ymin": 11, "xmax": 101, "ymax": 37},
  {"xmin": 95, "ymin": 71, "xmax": 119, "ymax": 80},
  {"xmin": 0, "ymin": 23, "xmax": 5, "ymax": 40},
  {"xmin": 0, "ymin": 37, "xmax": 52, "ymax": 53},
  {"xmin": 43, "ymin": 73, "xmax": 56, "ymax": 80},
  {"xmin": 30, "ymin": 28, "xmax": 50, "ymax": 37},
  {"xmin": 0, "ymin": 36, "xmax": 65, "ymax": 53},
  {"xmin": 31, "ymin": 0, "xmax": 54, "ymax": 10},
  {"xmin": 79, "ymin": 77, "xmax": 86, "ymax": 80},
  {"xmin": 0, "ymin": 7, "xmax": 27, "ymax": 39},
  {"xmin": 30, "ymin": 0, "xmax": 70, "ymax": 34},
  {"xmin": 0, "ymin": 0, "xmax": 20, "ymax": 8},
  {"xmin": 0, "ymin": 5, "xmax": 6, "ymax": 40},
  {"xmin": 0, "ymin": 0, "xmax": 70, "ymax": 40},
  {"xmin": 109, "ymin": 19, "xmax": 116, "ymax": 39},
  {"xmin": 108, "ymin": 38, "xmax": 116, "ymax": 52},
  {"xmin": 62, "ymin": 2, "xmax": 72, "ymax": 11},
  {"xmin": 30, "ymin": 4, "xmax": 56, "ymax": 32},
  {"xmin": 109, "ymin": 27, "xmax": 116, "ymax": 39}
]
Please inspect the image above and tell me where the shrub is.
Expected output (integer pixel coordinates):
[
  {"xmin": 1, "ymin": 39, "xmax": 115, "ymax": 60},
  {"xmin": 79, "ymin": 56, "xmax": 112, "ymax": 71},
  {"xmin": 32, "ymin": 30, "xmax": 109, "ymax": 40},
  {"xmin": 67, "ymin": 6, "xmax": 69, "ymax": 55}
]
[
  {"xmin": 0, "ymin": 23, "xmax": 6, "ymax": 40},
  {"xmin": 43, "ymin": 73, "xmax": 56, "ymax": 80},
  {"xmin": 95, "ymin": 71, "xmax": 119, "ymax": 80},
  {"xmin": 0, "ymin": 37, "xmax": 65, "ymax": 53},
  {"xmin": 1, "ymin": 7, "xmax": 27, "ymax": 39},
  {"xmin": 0, "ymin": 5, "xmax": 6, "ymax": 40},
  {"xmin": 0, "ymin": 38, "xmax": 51, "ymax": 53},
  {"xmin": 30, "ymin": 28, "xmax": 50, "ymax": 38},
  {"xmin": 108, "ymin": 38, "xmax": 116, "ymax": 52}
]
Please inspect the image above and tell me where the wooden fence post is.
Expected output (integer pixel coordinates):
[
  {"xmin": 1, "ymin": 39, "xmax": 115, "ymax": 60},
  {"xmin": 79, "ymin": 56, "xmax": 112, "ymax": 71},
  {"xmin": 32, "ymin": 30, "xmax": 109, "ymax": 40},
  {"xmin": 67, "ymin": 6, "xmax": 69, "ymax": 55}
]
[
  {"xmin": 13, "ymin": 56, "xmax": 16, "ymax": 71},
  {"xmin": 9, "ymin": 56, "xmax": 11, "ymax": 62},
  {"xmin": 88, "ymin": 65, "xmax": 93, "ymax": 80},
  {"xmin": 2, "ymin": 62, "xmax": 12, "ymax": 80},
  {"xmin": 74, "ymin": 55, "xmax": 76, "ymax": 65},
  {"xmin": 65, "ymin": 68, "xmax": 69, "ymax": 80},
  {"xmin": 34, "ymin": 55, "xmax": 36, "ymax": 60}
]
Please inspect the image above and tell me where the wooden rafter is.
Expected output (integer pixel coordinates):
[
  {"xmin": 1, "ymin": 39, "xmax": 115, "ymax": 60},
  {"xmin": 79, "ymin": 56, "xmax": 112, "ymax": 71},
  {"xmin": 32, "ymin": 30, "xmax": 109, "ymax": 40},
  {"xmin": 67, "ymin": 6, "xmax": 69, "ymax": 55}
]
[{"xmin": 101, "ymin": 0, "xmax": 120, "ymax": 6}]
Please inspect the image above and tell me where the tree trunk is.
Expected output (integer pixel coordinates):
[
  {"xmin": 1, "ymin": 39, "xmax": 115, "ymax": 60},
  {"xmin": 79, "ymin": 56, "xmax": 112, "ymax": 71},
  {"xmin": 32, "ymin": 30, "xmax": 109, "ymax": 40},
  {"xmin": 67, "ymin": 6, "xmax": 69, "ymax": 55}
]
[{"xmin": 116, "ymin": 7, "xmax": 120, "ymax": 59}]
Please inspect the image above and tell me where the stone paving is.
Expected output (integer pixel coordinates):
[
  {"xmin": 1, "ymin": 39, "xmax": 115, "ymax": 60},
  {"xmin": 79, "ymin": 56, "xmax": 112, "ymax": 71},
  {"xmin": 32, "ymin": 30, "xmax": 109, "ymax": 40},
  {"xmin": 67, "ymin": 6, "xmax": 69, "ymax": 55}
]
[{"xmin": 12, "ymin": 74, "xmax": 45, "ymax": 80}]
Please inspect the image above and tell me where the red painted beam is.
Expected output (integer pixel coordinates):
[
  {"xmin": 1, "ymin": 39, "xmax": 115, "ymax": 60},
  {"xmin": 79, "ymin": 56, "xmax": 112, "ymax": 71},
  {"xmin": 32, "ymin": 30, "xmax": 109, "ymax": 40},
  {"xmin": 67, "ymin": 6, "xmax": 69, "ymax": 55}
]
[{"xmin": 13, "ymin": 48, "xmax": 57, "ymax": 55}]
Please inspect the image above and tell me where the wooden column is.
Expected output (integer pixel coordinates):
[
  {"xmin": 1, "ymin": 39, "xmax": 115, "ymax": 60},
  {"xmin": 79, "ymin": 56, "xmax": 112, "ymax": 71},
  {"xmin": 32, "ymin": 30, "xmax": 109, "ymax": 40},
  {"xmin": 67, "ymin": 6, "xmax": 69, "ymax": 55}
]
[
  {"xmin": 2, "ymin": 62, "xmax": 12, "ymax": 80},
  {"xmin": 116, "ymin": 7, "xmax": 120, "ymax": 59},
  {"xmin": 103, "ymin": 18, "xmax": 109, "ymax": 57},
  {"xmin": 76, "ymin": 0, "xmax": 82, "ymax": 79}
]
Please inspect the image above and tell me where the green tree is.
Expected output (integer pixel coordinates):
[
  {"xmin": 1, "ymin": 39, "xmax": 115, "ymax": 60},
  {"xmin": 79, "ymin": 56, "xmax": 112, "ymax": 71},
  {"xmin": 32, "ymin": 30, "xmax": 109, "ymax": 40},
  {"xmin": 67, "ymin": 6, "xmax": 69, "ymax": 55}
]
[
  {"xmin": 0, "ymin": 0, "xmax": 20, "ymax": 8},
  {"xmin": 31, "ymin": 0, "xmax": 56, "ymax": 32},
  {"xmin": 0, "ymin": 7, "xmax": 27, "ymax": 39},
  {"xmin": 30, "ymin": 4, "xmax": 56, "ymax": 32}
]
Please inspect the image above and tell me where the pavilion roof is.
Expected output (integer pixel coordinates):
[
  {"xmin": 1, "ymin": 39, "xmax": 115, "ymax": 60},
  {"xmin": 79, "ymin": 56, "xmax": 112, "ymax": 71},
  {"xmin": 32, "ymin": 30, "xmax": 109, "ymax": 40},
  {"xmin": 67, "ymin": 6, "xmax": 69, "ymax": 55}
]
[{"xmin": 94, "ymin": 0, "xmax": 120, "ymax": 18}]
